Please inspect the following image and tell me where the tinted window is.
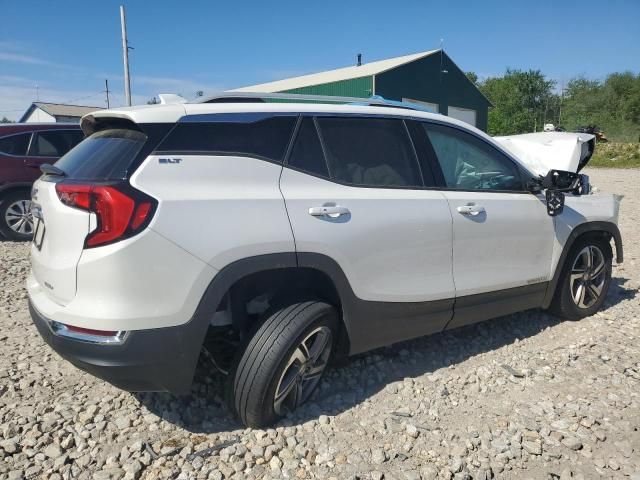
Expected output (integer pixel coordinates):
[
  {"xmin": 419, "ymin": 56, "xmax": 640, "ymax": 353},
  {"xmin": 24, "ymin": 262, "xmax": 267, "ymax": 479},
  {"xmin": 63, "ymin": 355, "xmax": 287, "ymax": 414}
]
[
  {"xmin": 287, "ymin": 118, "xmax": 329, "ymax": 178},
  {"xmin": 29, "ymin": 130, "xmax": 84, "ymax": 157},
  {"xmin": 158, "ymin": 116, "xmax": 296, "ymax": 163},
  {"xmin": 316, "ymin": 117, "xmax": 422, "ymax": 188},
  {"xmin": 423, "ymin": 124, "xmax": 522, "ymax": 191},
  {"xmin": 0, "ymin": 133, "xmax": 31, "ymax": 156},
  {"xmin": 54, "ymin": 129, "xmax": 147, "ymax": 180}
]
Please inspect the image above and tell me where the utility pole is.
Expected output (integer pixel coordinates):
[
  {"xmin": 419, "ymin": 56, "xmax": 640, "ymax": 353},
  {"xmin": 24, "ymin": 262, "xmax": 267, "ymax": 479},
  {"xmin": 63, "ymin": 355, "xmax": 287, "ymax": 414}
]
[
  {"xmin": 120, "ymin": 5, "xmax": 132, "ymax": 106},
  {"xmin": 104, "ymin": 79, "xmax": 111, "ymax": 109}
]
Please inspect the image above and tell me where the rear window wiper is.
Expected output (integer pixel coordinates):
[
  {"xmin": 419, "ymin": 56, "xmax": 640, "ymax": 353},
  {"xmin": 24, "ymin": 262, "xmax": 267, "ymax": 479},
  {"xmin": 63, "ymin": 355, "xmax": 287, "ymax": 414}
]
[{"xmin": 40, "ymin": 164, "xmax": 66, "ymax": 177}]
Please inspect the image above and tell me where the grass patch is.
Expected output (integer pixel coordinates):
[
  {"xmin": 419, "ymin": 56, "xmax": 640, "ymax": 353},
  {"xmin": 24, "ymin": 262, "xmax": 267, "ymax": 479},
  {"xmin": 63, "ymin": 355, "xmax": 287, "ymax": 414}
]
[{"xmin": 590, "ymin": 142, "xmax": 640, "ymax": 168}]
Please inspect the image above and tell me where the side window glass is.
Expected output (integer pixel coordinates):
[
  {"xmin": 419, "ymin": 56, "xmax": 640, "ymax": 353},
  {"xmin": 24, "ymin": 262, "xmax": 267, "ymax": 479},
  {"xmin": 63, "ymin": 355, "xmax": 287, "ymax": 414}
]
[
  {"xmin": 30, "ymin": 131, "xmax": 84, "ymax": 157},
  {"xmin": 287, "ymin": 118, "xmax": 329, "ymax": 178},
  {"xmin": 0, "ymin": 133, "xmax": 31, "ymax": 156},
  {"xmin": 316, "ymin": 117, "xmax": 422, "ymax": 188},
  {"xmin": 158, "ymin": 116, "xmax": 296, "ymax": 163},
  {"xmin": 424, "ymin": 124, "xmax": 522, "ymax": 191}
]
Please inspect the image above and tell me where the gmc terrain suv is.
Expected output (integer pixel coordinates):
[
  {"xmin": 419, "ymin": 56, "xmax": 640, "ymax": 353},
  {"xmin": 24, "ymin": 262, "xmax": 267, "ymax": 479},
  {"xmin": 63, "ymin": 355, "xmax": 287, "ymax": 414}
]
[
  {"xmin": 0, "ymin": 123, "xmax": 83, "ymax": 240},
  {"xmin": 28, "ymin": 93, "xmax": 622, "ymax": 427}
]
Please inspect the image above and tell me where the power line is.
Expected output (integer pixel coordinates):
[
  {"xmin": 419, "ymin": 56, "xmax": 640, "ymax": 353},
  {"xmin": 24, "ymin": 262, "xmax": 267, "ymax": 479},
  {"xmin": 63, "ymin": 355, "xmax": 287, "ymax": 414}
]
[{"xmin": 61, "ymin": 91, "xmax": 103, "ymax": 105}]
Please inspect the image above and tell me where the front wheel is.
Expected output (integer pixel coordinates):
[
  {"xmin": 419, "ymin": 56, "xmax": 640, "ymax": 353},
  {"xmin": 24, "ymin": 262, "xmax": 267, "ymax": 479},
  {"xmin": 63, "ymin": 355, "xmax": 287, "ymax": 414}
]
[
  {"xmin": 0, "ymin": 190, "xmax": 34, "ymax": 241},
  {"xmin": 228, "ymin": 301, "xmax": 337, "ymax": 428},
  {"xmin": 550, "ymin": 236, "xmax": 612, "ymax": 320}
]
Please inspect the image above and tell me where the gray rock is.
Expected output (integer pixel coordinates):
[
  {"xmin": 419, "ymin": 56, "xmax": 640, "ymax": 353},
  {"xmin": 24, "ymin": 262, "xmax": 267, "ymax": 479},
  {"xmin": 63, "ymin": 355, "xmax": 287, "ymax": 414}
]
[
  {"xmin": 371, "ymin": 448, "xmax": 386, "ymax": 465},
  {"xmin": 522, "ymin": 440, "xmax": 542, "ymax": 455},
  {"xmin": 44, "ymin": 444, "xmax": 63, "ymax": 459},
  {"xmin": 93, "ymin": 468, "xmax": 125, "ymax": 480},
  {"xmin": 561, "ymin": 436, "xmax": 583, "ymax": 451},
  {"xmin": 420, "ymin": 465, "xmax": 438, "ymax": 480},
  {"xmin": 0, "ymin": 440, "xmax": 19, "ymax": 454}
]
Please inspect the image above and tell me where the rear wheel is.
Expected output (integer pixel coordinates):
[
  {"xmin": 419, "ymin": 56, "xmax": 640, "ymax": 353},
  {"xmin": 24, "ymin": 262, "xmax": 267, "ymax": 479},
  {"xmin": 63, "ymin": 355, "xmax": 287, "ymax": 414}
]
[
  {"xmin": 550, "ymin": 236, "xmax": 612, "ymax": 320},
  {"xmin": 0, "ymin": 190, "xmax": 33, "ymax": 241},
  {"xmin": 228, "ymin": 300, "xmax": 337, "ymax": 428}
]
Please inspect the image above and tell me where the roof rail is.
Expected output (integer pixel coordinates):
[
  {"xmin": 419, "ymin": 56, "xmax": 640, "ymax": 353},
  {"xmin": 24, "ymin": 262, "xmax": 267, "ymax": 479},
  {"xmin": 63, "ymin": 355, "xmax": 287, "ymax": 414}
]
[{"xmin": 197, "ymin": 92, "xmax": 437, "ymax": 113}]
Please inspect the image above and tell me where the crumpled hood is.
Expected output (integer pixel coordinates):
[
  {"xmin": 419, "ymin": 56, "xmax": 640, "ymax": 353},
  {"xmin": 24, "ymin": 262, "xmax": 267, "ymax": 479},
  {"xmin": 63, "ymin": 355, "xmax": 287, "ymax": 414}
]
[{"xmin": 494, "ymin": 132, "xmax": 596, "ymax": 176}]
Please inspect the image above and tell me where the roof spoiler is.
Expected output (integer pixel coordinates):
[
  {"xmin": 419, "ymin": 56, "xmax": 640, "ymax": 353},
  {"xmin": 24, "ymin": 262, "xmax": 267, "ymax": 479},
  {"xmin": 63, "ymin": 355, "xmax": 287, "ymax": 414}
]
[{"xmin": 158, "ymin": 94, "xmax": 187, "ymax": 105}]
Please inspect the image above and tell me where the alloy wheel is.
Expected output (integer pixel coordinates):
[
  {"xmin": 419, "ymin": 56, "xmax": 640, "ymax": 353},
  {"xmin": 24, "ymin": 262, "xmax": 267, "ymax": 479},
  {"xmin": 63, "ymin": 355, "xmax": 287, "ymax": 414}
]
[
  {"xmin": 273, "ymin": 326, "xmax": 332, "ymax": 416},
  {"xmin": 570, "ymin": 245, "xmax": 606, "ymax": 309},
  {"xmin": 5, "ymin": 199, "xmax": 33, "ymax": 235}
]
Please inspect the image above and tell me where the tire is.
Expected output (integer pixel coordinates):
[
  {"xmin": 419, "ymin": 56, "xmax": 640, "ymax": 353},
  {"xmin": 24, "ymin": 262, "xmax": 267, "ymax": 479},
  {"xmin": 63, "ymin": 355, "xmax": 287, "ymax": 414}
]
[
  {"xmin": 229, "ymin": 300, "xmax": 337, "ymax": 428},
  {"xmin": 550, "ymin": 235, "xmax": 612, "ymax": 320},
  {"xmin": 0, "ymin": 190, "xmax": 34, "ymax": 241}
]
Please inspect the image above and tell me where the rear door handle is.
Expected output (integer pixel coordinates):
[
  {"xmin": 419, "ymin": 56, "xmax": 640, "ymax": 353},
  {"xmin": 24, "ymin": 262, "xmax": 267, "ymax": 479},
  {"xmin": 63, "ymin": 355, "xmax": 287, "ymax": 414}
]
[
  {"xmin": 308, "ymin": 205, "xmax": 350, "ymax": 217},
  {"xmin": 457, "ymin": 204, "xmax": 485, "ymax": 216}
]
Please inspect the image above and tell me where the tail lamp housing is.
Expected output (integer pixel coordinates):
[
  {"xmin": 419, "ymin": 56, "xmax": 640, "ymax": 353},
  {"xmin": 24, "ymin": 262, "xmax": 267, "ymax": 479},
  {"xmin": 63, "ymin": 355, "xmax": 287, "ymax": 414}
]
[{"xmin": 56, "ymin": 182, "xmax": 156, "ymax": 248}]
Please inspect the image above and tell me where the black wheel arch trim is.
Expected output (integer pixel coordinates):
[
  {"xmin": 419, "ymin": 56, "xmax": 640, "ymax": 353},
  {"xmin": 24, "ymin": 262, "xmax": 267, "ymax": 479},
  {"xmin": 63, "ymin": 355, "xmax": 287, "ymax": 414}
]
[
  {"xmin": 194, "ymin": 252, "xmax": 454, "ymax": 356},
  {"xmin": 543, "ymin": 221, "xmax": 622, "ymax": 308}
]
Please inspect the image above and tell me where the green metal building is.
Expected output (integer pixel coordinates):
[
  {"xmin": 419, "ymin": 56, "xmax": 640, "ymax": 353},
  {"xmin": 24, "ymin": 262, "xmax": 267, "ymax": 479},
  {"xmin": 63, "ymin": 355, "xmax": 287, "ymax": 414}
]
[{"xmin": 232, "ymin": 49, "xmax": 491, "ymax": 131}]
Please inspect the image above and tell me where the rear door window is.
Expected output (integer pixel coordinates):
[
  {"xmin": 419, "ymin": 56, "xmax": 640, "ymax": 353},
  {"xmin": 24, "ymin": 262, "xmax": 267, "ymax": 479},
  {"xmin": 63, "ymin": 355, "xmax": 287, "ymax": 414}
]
[
  {"xmin": 157, "ymin": 115, "xmax": 296, "ymax": 163},
  {"xmin": 0, "ymin": 132, "xmax": 31, "ymax": 156},
  {"xmin": 287, "ymin": 118, "xmax": 329, "ymax": 178},
  {"xmin": 315, "ymin": 117, "xmax": 423, "ymax": 188},
  {"xmin": 54, "ymin": 129, "xmax": 147, "ymax": 180},
  {"xmin": 29, "ymin": 130, "xmax": 84, "ymax": 157}
]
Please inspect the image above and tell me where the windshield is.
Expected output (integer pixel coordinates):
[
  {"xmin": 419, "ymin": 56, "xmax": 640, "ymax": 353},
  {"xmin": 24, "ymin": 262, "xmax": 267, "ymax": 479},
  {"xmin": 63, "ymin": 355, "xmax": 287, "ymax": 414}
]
[{"xmin": 54, "ymin": 129, "xmax": 147, "ymax": 180}]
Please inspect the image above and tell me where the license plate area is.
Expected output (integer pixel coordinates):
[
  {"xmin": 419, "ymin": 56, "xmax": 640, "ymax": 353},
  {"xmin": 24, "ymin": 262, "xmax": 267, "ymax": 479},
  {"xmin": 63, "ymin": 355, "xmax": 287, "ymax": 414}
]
[{"xmin": 32, "ymin": 207, "xmax": 45, "ymax": 250}]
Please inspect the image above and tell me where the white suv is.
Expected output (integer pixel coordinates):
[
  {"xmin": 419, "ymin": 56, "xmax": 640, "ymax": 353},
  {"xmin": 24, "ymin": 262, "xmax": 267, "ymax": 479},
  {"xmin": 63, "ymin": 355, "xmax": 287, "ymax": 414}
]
[{"xmin": 28, "ymin": 94, "xmax": 623, "ymax": 427}]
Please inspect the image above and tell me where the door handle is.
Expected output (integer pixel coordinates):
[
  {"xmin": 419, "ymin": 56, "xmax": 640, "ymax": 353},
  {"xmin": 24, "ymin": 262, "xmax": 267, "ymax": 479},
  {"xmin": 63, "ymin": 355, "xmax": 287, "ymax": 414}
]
[
  {"xmin": 308, "ymin": 205, "xmax": 350, "ymax": 217},
  {"xmin": 457, "ymin": 204, "xmax": 485, "ymax": 216}
]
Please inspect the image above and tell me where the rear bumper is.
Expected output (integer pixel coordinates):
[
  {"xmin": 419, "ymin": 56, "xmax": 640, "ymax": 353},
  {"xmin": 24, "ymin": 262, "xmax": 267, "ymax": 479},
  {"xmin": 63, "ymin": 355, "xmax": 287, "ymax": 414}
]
[{"xmin": 29, "ymin": 300, "xmax": 207, "ymax": 394}]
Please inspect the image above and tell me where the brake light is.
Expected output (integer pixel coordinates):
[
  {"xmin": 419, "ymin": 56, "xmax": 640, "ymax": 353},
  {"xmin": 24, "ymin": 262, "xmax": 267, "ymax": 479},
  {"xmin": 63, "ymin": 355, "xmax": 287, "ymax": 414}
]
[{"xmin": 55, "ymin": 183, "xmax": 155, "ymax": 247}]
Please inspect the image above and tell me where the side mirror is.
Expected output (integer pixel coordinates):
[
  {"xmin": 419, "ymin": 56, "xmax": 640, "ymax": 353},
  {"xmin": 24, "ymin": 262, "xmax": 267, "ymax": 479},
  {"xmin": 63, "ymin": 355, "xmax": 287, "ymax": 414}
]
[
  {"xmin": 531, "ymin": 170, "xmax": 589, "ymax": 216},
  {"xmin": 545, "ymin": 190, "xmax": 565, "ymax": 216},
  {"xmin": 542, "ymin": 169, "xmax": 581, "ymax": 192}
]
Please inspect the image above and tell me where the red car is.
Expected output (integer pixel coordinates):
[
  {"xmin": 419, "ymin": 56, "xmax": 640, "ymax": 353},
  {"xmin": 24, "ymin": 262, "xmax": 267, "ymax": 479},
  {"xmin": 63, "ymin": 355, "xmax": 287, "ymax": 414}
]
[{"xmin": 0, "ymin": 123, "xmax": 83, "ymax": 240}]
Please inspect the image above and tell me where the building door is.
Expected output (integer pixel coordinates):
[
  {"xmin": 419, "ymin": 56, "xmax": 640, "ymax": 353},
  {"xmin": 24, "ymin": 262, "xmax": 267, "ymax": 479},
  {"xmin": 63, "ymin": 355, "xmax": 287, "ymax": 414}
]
[{"xmin": 448, "ymin": 106, "xmax": 477, "ymax": 127}]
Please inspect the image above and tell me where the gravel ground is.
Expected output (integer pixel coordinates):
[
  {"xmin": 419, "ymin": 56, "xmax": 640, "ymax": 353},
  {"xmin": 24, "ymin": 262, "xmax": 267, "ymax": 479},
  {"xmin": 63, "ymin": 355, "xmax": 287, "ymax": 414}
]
[{"xmin": 1, "ymin": 168, "xmax": 638, "ymax": 480}]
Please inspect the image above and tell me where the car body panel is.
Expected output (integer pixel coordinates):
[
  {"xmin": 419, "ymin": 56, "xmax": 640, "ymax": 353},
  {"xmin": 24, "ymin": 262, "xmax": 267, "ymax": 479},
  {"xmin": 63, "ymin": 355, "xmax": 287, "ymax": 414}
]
[
  {"xmin": 280, "ymin": 166, "xmax": 455, "ymax": 303},
  {"xmin": 28, "ymin": 227, "xmax": 217, "ymax": 331},
  {"xmin": 29, "ymin": 178, "xmax": 90, "ymax": 304},
  {"xmin": 550, "ymin": 193, "xmax": 622, "ymax": 278},
  {"xmin": 442, "ymin": 190, "xmax": 555, "ymax": 296},
  {"xmin": 130, "ymin": 154, "xmax": 296, "ymax": 270}
]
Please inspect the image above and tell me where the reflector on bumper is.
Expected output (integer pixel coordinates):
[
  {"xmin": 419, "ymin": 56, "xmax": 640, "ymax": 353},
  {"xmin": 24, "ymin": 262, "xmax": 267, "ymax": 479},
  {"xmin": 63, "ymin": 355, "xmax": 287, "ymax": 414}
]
[{"xmin": 50, "ymin": 320, "xmax": 126, "ymax": 345}]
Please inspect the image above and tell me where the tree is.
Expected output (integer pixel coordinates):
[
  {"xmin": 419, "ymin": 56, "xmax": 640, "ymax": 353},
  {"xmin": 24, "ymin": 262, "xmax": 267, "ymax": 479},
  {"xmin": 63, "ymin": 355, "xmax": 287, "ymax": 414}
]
[
  {"xmin": 477, "ymin": 69, "xmax": 556, "ymax": 135},
  {"xmin": 560, "ymin": 72, "xmax": 640, "ymax": 141},
  {"xmin": 1, "ymin": 116, "xmax": 14, "ymax": 123},
  {"xmin": 465, "ymin": 72, "xmax": 478, "ymax": 86}
]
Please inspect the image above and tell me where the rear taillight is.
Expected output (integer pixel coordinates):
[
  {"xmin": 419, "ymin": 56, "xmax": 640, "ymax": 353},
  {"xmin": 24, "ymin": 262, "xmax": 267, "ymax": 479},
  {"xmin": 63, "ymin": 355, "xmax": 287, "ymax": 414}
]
[{"xmin": 56, "ymin": 182, "xmax": 156, "ymax": 248}]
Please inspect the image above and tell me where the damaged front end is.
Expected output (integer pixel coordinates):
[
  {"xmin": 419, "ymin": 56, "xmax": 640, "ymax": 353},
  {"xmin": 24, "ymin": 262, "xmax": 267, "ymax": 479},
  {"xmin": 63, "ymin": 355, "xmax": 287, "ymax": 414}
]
[
  {"xmin": 495, "ymin": 131, "xmax": 598, "ymax": 217},
  {"xmin": 527, "ymin": 169, "xmax": 591, "ymax": 216},
  {"xmin": 495, "ymin": 131, "xmax": 595, "ymax": 176}
]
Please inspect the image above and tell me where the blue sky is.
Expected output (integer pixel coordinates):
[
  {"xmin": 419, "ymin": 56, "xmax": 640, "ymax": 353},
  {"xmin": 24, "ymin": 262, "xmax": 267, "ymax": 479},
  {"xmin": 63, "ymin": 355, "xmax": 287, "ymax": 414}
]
[{"xmin": 1, "ymin": 0, "xmax": 639, "ymax": 120}]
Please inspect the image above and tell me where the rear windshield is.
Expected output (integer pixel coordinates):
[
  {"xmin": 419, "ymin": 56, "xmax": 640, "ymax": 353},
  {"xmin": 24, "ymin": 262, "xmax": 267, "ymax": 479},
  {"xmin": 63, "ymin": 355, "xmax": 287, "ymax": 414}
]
[{"xmin": 54, "ymin": 129, "xmax": 147, "ymax": 180}]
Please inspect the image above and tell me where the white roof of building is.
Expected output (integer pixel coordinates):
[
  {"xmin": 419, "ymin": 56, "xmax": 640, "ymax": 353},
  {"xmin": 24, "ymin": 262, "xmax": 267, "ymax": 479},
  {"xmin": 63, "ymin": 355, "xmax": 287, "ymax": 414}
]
[
  {"xmin": 231, "ymin": 50, "xmax": 439, "ymax": 93},
  {"xmin": 19, "ymin": 102, "xmax": 100, "ymax": 122}
]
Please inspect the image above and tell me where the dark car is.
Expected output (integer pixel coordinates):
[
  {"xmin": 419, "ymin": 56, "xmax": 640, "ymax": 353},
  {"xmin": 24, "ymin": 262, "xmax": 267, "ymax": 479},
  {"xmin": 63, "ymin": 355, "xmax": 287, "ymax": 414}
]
[{"xmin": 0, "ymin": 123, "xmax": 84, "ymax": 240}]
